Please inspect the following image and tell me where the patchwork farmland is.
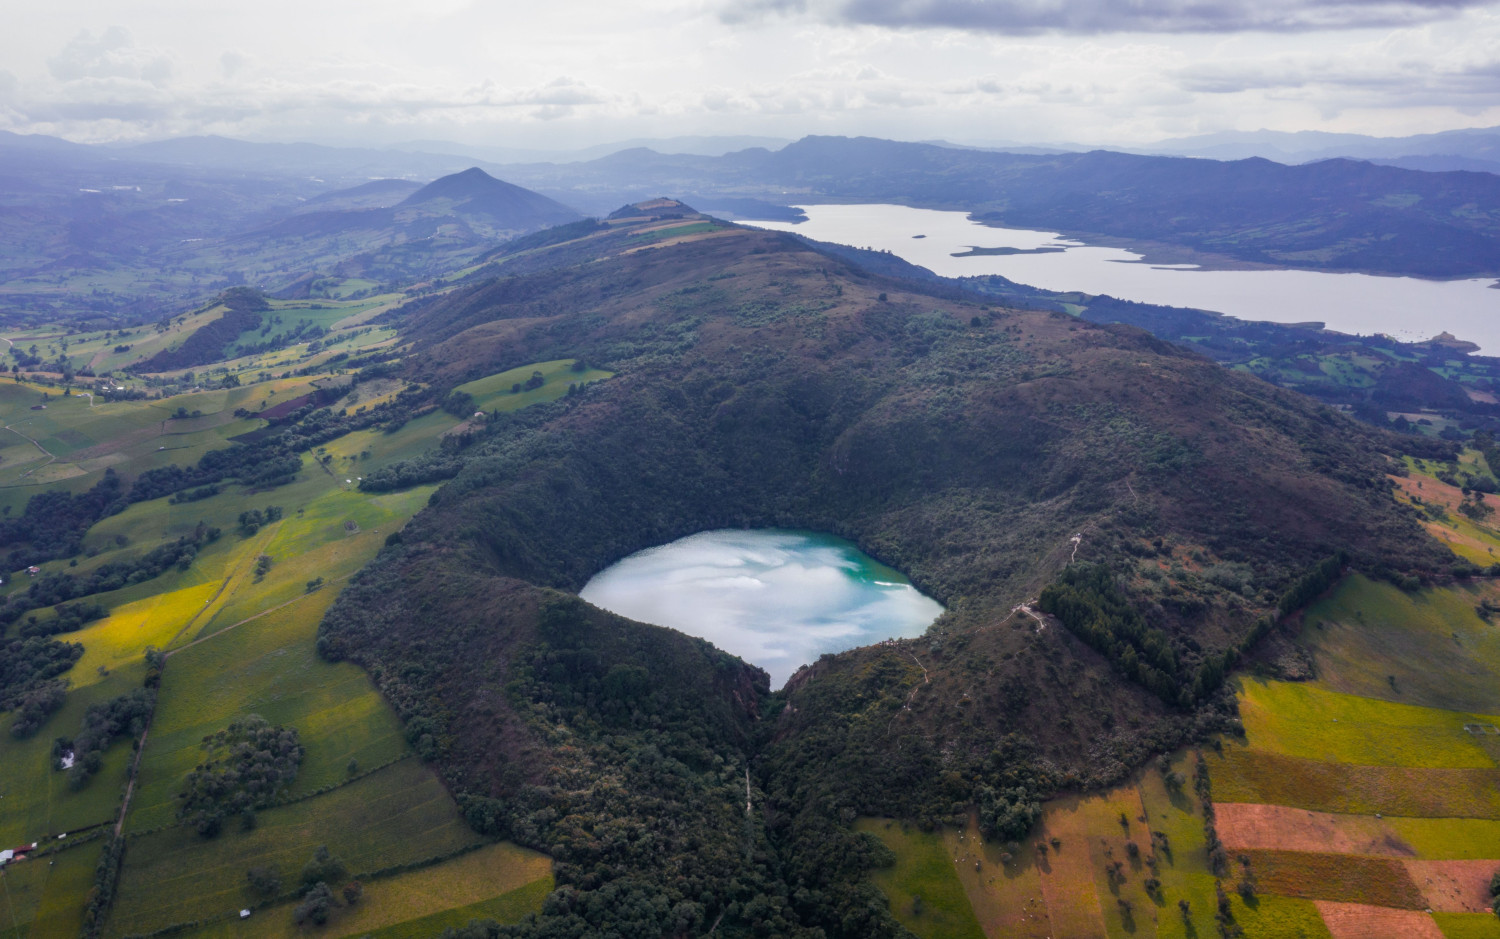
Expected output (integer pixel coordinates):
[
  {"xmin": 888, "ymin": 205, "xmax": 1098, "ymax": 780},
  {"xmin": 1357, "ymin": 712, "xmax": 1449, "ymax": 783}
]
[
  {"xmin": 1, "ymin": 322, "xmax": 596, "ymax": 936},
  {"xmin": 860, "ymin": 563, "xmax": 1500, "ymax": 937}
]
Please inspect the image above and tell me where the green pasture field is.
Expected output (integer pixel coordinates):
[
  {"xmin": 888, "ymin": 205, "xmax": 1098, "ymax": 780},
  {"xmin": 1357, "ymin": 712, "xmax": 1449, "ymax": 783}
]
[
  {"xmin": 317, "ymin": 409, "xmax": 457, "ymax": 474},
  {"xmin": 1384, "ymin": 817, "xmax": 1500, "ymax": 859},
  {"xmin": 0, "ymin": 376, "xmax": 332, "ymax": 520},
  {"xmin": 1434, "ymin": 913, "xmax": 1500, "ymax": 939},
  {"xmin": 1224, "ymin": 896, "xmax": 1332, "ymax": 939},
  {"xmin": 222, "ymin": 301, "xmax": 384, "ymax": 358},
  {"xmin": 1036, "ymin": 785, "xmax": 1160, "ymax": 939},
  {"xmin": 1299, "ymin": 574, "xmax": 1500, "ymax": 714},
  {"xmin": 173, "ymin": 844, "xmax": 552, "ymax": 939},
  {"xmin": 629, "ymin": 221, "xmax": 721, "ymax": 241},
  {"xmin": 1208, "ymin": 744, "xmax": 1500, "ymax": 818},
  {"xmin": 191, "ymin": 484, "xmax": 433, "ymax": 637},
  {"xmin": 855, "ymin": 819, "xmax": 986, "ymax": 939},
  {"xmin": 1236, "ymin": 679, "xmax": 1498, "ymax": 769},
  {"xmin": 1136, "ymin": 752, "xmax": 1222, "ymax": 939},
  {"xmin": 106, "ymin": 760, "xmax": 478, "ymax": 937},
  {"xmin": 0, "ymin": 839, "xmax": 105, "ymax": 939},
  {"xmin": 0, "ymin": 661, "xmax": 147, "ymax": 846},
  {"xmin": 939, "ymin": 815, "xmax": 1051, "ymax": 939},
  {"xmin": 122, "ymin": 585, "xmax": 410, "ymax": 833},
  {"xmin": 5, "ymin": 305, "xmax": 224, "ymax": 375},
  {"xmin": 452, "ymin": 359, "xmax": 612, "ymax": 413}
]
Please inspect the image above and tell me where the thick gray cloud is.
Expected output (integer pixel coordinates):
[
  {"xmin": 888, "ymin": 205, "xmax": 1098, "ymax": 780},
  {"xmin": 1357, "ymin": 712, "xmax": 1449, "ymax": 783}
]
[
  {"xmin": 736, "ymin": 0, "xmax": 1496, "ymax": 33},
  {"xmin": 2, "ymin": 2, "xmax": 1498, "ymax": 147},
  {"xmin": 1175, "ymin": 56, "xmax": 1500, "ymax": 98}
]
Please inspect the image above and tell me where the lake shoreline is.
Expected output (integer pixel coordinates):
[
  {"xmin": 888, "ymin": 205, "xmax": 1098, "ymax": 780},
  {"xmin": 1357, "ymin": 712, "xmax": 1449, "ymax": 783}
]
[{"xmin": 743, "ymin": 204, "xmax": 1500, "ymax": 352}]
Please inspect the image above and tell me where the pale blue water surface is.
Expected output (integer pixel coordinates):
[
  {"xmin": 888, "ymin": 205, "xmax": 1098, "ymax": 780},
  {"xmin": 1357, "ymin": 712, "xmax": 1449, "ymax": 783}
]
[
  {"xmin": 745, "ymin": 203, "xmax": 1500, "ymax": 352},
  {"xmin": 579, "ymin": 529, "xmax": 943, "ymax": 688}
]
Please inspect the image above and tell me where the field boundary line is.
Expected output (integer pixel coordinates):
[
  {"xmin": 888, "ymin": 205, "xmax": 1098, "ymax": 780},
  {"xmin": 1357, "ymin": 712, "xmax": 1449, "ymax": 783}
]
[
  {"xmin": 165, "ymin": 571, "xmax": 353, "ymax": 658},
  {"xmin": 163, "ymin": 521, "xmax": 284, "ymax": 650},
  {"xmin": 1, "ymin": 420, "xmax": 56, "ymax": 479}
]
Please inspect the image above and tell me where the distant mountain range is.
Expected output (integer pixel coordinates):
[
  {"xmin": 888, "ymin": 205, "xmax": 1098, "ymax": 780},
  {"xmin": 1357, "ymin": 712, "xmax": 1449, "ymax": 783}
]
[
  {"xmin": 1132, "ymin": 125, "xmax": 1500, "ymax": 173},
  {"xmin": 3, "ymin": 128, "xmax": 1499, "ymax": 324},
  {"xmin": 0, "ymin": 134, "xmax": 585, "ymax": 320},
  {"xmin": 490, "ymin": 135, "xmax": 1500, "ymax": 278}
]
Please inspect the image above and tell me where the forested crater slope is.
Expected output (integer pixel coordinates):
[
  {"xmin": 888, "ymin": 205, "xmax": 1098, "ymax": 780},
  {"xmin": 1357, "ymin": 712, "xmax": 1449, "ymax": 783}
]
[{"xmin": 316, "ymin": 208, "xmax": 1453, "ymax": 937}]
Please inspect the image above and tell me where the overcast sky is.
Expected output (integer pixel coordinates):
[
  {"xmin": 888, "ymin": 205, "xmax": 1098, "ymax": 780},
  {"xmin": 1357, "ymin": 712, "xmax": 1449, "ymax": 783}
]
[{"xmin": 2, "ymin": 0, "xmax": 1497, "ymax": 149}]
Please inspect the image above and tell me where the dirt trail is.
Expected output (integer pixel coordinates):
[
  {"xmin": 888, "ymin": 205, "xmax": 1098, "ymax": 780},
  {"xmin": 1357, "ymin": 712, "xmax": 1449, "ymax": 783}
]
[
  {"xmin": 165, "ymin": 574, "xmax": 347, "ymax": 659},
  {"xmin": 114, "ymin": 727, "xmax": 150, "ymax": 837},
  {"xmin": 1, "ymin": 420, "xmax": 56, "ymax": 478}
]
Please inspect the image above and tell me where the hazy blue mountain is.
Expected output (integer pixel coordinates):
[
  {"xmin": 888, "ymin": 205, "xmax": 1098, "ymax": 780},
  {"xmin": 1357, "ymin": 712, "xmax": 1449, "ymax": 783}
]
[
  {"xmin": 1140, "ymin": 125, "xmax": 1500, "ymax": 172},
  {"xmin": 394, "ymin": 135, "xmax": 793, "ymax": 164}
]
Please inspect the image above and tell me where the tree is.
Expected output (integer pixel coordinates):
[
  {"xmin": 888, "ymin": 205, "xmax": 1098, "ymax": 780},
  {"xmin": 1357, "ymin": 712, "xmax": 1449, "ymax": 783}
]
[
  {"xmin": 246, "ymin": 866, "xmax": 281, "ymax": 896},
  {"xmin": 341, "ymin": 881, "xmax": 363, "ymax": 905},
  {"xmin": 300, "ymin": 845, "xmax": 347, "ymax": 888},
  {"xmin": 293, "ymin": 882, "xmax": 336, "ymax": 925}
]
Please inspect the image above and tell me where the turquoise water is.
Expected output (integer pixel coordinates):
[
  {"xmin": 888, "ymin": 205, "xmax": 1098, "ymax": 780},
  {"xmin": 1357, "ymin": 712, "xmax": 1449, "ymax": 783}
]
[{"xmin": 579, "ymin": 529, "xmax": 944, "ymax": 688}]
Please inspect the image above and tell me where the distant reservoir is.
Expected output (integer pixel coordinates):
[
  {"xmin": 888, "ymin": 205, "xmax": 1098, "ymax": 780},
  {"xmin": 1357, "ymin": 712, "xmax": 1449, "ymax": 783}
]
[
  {"xmin": 579, "ymin": 529, "xmax": 943, "ymax": 688},
  {"xmin": 745, "ymin": 203, "xmax": 1500, "ymax": 353}
]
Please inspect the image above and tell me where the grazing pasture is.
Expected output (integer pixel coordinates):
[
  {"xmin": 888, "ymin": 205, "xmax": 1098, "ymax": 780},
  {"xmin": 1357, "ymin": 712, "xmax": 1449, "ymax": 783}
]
[
  {"xmin": 123, "ymin": 585, "xmax": 409, "ymax": 833},
  {"xmin": 858, "ymin": 749, "xmax": 1224, "ymax": 939},
  {"xmin": 1300, "ymin": 574, "xmax": 1500, "ymax": 713},
  {"xmin": 452, "ymin": 358, "xmax": 611, "ymax": 413},
  {"xmin": 855, "ymin": 819, "xmax": 987, "ymax": 939},
  {"xmin": 0, "ymin": 840, "xmax": 104, "ymax": 939},
  {"xmin": 107, "ymin": 760, "xmax": 478, "ymax": 937},
  {"xmin": 1236, "ymin": 679, "xmax": 1498, "ymax": 769},
  {"xmin": 168, "ymin": 843, "xmax": 552, "ymax": 939}
]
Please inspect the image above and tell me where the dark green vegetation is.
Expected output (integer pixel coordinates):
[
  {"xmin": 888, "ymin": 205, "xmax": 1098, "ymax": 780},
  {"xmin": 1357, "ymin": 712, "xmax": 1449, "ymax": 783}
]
[
  {"xmin": 313, "ymin": 203, "xmax": 1452, "ymax": 936},
  {"xmin": 65, "ymin": 688, "xmax": 155, "ymax": 787},
  {"xmin": 1, "ymin": 635, "xmax": 82, "ymax": 736},
  {"xmin": 178, "ymin": 716, "xmax": 304, "ymax": 836}
]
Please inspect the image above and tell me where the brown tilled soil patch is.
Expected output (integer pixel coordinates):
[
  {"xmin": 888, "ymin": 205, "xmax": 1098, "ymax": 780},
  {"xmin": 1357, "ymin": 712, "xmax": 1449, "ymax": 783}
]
[
  {"xmin": 258, "ymin": 392, "xmax": 314, "ymax": 420},
  {"xmin": 1403, "ymin": 859, "xmax": 1500, "ymax": 912},
  {"xmin": 1242, "ymin": 850, "xmax": 1426, "ymax": 909},
  {"xmin": 1211, "ymin": 747, "xmax": 1500, "ymax": 818},
  {"xmin": 1216, "ymin": 804, "xmax": 1416, "ymax": 857},
  {"xmin": 1313, "ymin": 901, "xmax": 1444, "ymax": 939}
]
